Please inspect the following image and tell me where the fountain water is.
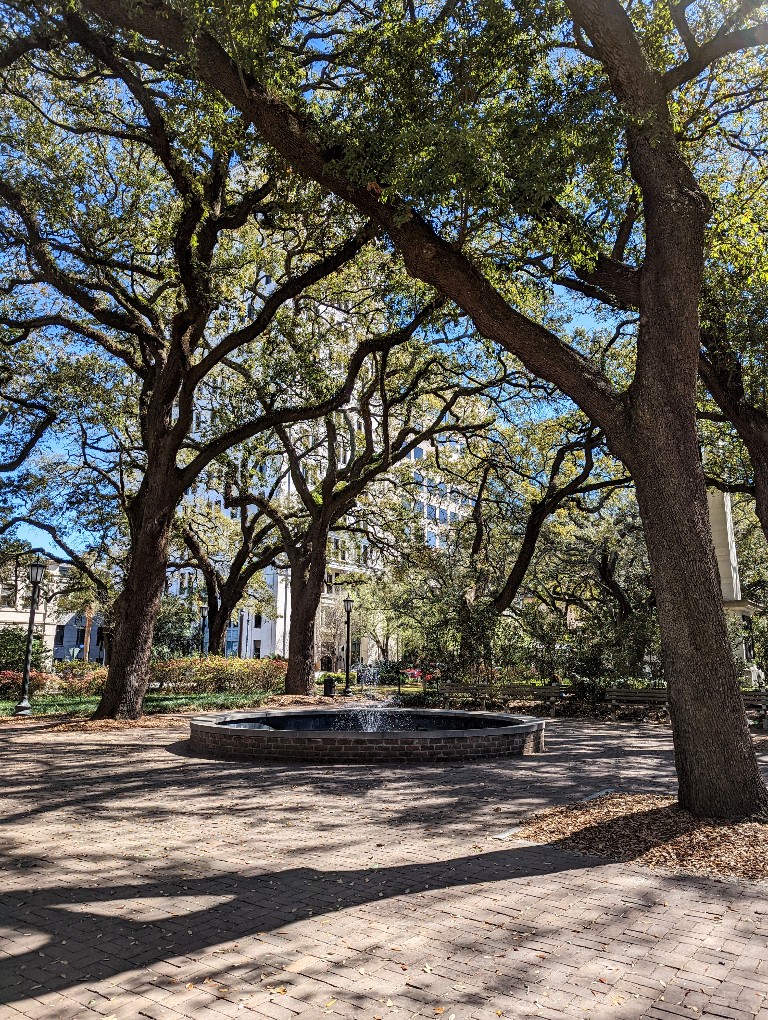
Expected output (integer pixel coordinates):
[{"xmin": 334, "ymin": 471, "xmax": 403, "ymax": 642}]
[{"xmin": 351, "ymin": 663, "xmax": 390, "ymax": 731}]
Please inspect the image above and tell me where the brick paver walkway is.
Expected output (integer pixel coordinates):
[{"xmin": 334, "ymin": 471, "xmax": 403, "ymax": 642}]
[{"xmin": 2, "ymin": 718, "xmax": 767, "ymax": 1020}]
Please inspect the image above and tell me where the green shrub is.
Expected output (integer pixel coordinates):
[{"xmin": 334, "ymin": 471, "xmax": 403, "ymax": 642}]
[
  {"xmin": 319, "ymin": 671, "xmax": 348, "ymax": 684},
  {"xmin": 393, "ymin": 691, "xmax": 443, "ymax": 708},
  {"xmin": 54, "ymin": 659, "xmax": 105, "ymax": 676},
  {"xmin": 148, "ymin": 656, "xmax": 288, "ymax": 694},
  {"xmin": 0, "ymin": 626, "xmax": 48, "ymax": 672}
]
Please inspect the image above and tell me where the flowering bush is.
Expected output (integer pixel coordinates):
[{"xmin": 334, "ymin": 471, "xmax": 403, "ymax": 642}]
[
  {"xmin": 52, "ymin": 660, "xmax": 108, "ymax": 694},
  {"xmin": 1, "ymin": 657, "xmax": 288, "ymax": 704},
  {"xmin": 148, "ymin": 656, "xmax": 288, "ymax": 694},
  {"xmin": 0, "ymin": 666, "xmax": 107, "ymax": 699},
  {"xmin": 0, "ymin": 670, "xmax": 56, "ymax": 699}
]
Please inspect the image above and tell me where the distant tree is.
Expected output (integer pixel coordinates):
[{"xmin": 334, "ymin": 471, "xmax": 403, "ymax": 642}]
[
  {"xmin": 151, "ymin": 595, "xmax": 199, "ymax": 660},
  {"xmin": 0, "ymin": 626, "xmax": 47, "ymax": 673},
  {"xmin": 226, "ymin": 334, "xmax": 507, "ymax": 694}
]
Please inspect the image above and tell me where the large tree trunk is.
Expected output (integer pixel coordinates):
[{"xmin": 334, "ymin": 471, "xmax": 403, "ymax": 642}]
[
  {"xmin": 207, "ymin": 582, "xmax": 247, "ymax": 656},
  {"xmin": 206, "ymin": 605, "xmax": 228, "ymax": 657},
  {"xmin": 93, "ymin": 500, "xmax": 175, "ymax": 719},
  {"xmin": 626, "ymin": 407, "xmax": 768, "ymax": 818},
  {"xmin": 285, "ymin": 559, "xmax": 325, "ymax": 695}
]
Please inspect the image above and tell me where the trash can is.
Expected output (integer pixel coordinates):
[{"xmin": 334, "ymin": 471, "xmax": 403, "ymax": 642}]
[{"xmin": 323, "ymin": 675, "xmax": 336, "ymax": 698}]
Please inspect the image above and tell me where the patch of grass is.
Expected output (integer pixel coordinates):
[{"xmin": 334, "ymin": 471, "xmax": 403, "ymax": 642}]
[
  {"xmin": 0, "ymin": 680, "xmax": 432, "ymax": 719},
  {"xmin": 0, "ymin": 690, "xmax": 274, "ymax": 718},
  {"xmin": 0, "ymin": 695, "xmax": 99, "ymax": 717}
]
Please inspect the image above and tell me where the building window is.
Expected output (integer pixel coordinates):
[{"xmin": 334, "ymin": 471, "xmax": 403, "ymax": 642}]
[
  {"xmin": 415, "ymin": 501, "xmax": 424, "ymax": 515},
  {"xmin": 254, "ymin": 613, "xmax": 262, "ymax": 629},
  {"xmin": 253, "ymin": 640, "xmax": 261, "ymax": 659},
  {"xmin": 427, "ymin": 531, "xmax": 437, "ymax": 548},
  {"xmin": 414, "ymin": 447, "xmax": 424, "ymax": 460},
  {"xmin": 450, "ymin": 511, "xmax": 458, "ymax": 523},
  {"xmin": 0, "ymin": 584, "xmax": 14, "ymax": 608},
  {"xmin": 427, "ymin": 504, "xmax": 437, "ymax": 521},
  {"xmin": 54, "ymin": 625, "xmax": 65, "ymax": 647}
]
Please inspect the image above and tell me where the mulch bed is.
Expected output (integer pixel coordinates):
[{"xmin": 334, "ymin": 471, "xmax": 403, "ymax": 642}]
[{"xmin": 518, "ymin": 792, "xmax": 768, "ymax": 882}]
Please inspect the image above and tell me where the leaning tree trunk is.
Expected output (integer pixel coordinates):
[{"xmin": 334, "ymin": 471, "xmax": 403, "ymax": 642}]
[
  {"xmin": 626, "ymin": 400, "xmax": 768, "ymax": 819},
  {"xmin": 93, "ymin": 501, "xmax": 176, "ymax": 719},
  {"xmin": 285, "ymin": 561, "xmax": 325, "ymax": 696}
]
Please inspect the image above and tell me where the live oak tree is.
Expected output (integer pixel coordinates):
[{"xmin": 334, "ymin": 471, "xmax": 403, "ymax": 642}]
[
  {"xmin": 0, "ymin": 40, "xmax": 388, "ymax": 717},
  {"xmin": 446, "ymin": 421, "xmax": 628, "ymax": 665},
  {"xmin": 367, "ymin": 412, "xmax": 629, "ymax": 668},
  {"xmin": 6, "ymin": 1, "xmax": 768, "ymax": 813},
  {"xmin": 224, "ymin": 326, "xmax": 504, "ymax": 695}
]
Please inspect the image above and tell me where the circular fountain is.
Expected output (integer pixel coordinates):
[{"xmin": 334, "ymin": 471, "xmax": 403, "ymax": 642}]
[{"xmin": 189, "ymin": 707, "xmax": 545, "ymax": 763}]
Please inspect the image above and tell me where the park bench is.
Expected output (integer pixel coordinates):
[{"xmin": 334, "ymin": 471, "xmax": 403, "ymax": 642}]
[
  {"xmin": 605, "ymin": 686, "xmax": 768, "ymax": 729},
  {"xmin": 604, "ymin": 686, "xmax": 669, "ymax": 718},
  {"xmin": 441, "ymin": 680, "xmax": 566, "ymax": 715},
  {"xmin": 743, "ymin": 689, "xmax": 768, "ymax": 730}
]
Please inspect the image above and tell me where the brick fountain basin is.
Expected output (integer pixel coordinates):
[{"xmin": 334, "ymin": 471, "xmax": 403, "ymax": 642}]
[{"xmin": 189, "ymin": 707, "xmax": 545, "ymax": 763}]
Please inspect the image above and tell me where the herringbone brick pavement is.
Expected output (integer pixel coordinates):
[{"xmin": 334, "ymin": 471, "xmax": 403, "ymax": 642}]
[{"xmin": 1, "ymin": 718, "xmax": 767, "ymax": 1020}]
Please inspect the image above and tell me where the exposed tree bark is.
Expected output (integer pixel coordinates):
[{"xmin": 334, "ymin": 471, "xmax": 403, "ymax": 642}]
[
  {"xmin": 627, "ymin": 427, "xmax": 765, "ymax": 817},
  {"xmin": 567, "ymin": 0, "xmax": 768, "ymax": 816},
  {"xmin": 285, "ymin": 552, "xmax": 327, "ymax": 695},
  {"xmin": 94, "ymin": 488, "xmax": 176, "ymax": 718},
  {"xmin": 597, "ymin": 550, "xmax": 634, "ymax": 624}
]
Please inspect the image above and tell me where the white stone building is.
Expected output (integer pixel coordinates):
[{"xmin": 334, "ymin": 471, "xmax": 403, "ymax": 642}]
[{"xmin": 0, "ymin": 562, "xmax": 104, "ymax": 664}]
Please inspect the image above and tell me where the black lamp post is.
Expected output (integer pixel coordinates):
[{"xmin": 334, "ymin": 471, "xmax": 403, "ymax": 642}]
[
  {"xmin": 343, "ymin": 596, "xmax": 353, "ymax": 695},
  {"xmin": 199, "ymin": 604, "xmax": 208, "ymax": 657},
  {"xmin": 14, "ymin": 557, "xmax": 46, "ymax": 717}
]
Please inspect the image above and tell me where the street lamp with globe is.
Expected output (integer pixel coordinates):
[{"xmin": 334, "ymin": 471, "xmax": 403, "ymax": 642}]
[
  {"xmin": 343, "ymin": 596, "xmax": 354, "ymax": 695},
  {"xmin": 199, "ymin": 603, "xmax": 208, "ymax": 657},
  {"xmin": 13, "ymin": 557, "xmax": 47, "ymax": 717}
]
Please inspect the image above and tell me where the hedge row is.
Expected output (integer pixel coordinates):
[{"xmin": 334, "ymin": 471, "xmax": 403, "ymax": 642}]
[
  {"xmin": 0, "ymin": 656, "xmax": 289, "ymax": 700},
  {"xmin": 149, "ymin": 656, "xmax": 288, "ymax": 694}
]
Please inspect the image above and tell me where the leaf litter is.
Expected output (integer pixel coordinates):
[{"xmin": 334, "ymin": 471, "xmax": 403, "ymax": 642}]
[{"xmin": 518, "ymin": 792, "xmax": 768, "ymax": 881}]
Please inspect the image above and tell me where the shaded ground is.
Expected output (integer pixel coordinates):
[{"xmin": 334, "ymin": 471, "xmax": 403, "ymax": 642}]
[{"xmin": 1, "ymin": 719, "xmax": 768, "ymax": 1020}]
